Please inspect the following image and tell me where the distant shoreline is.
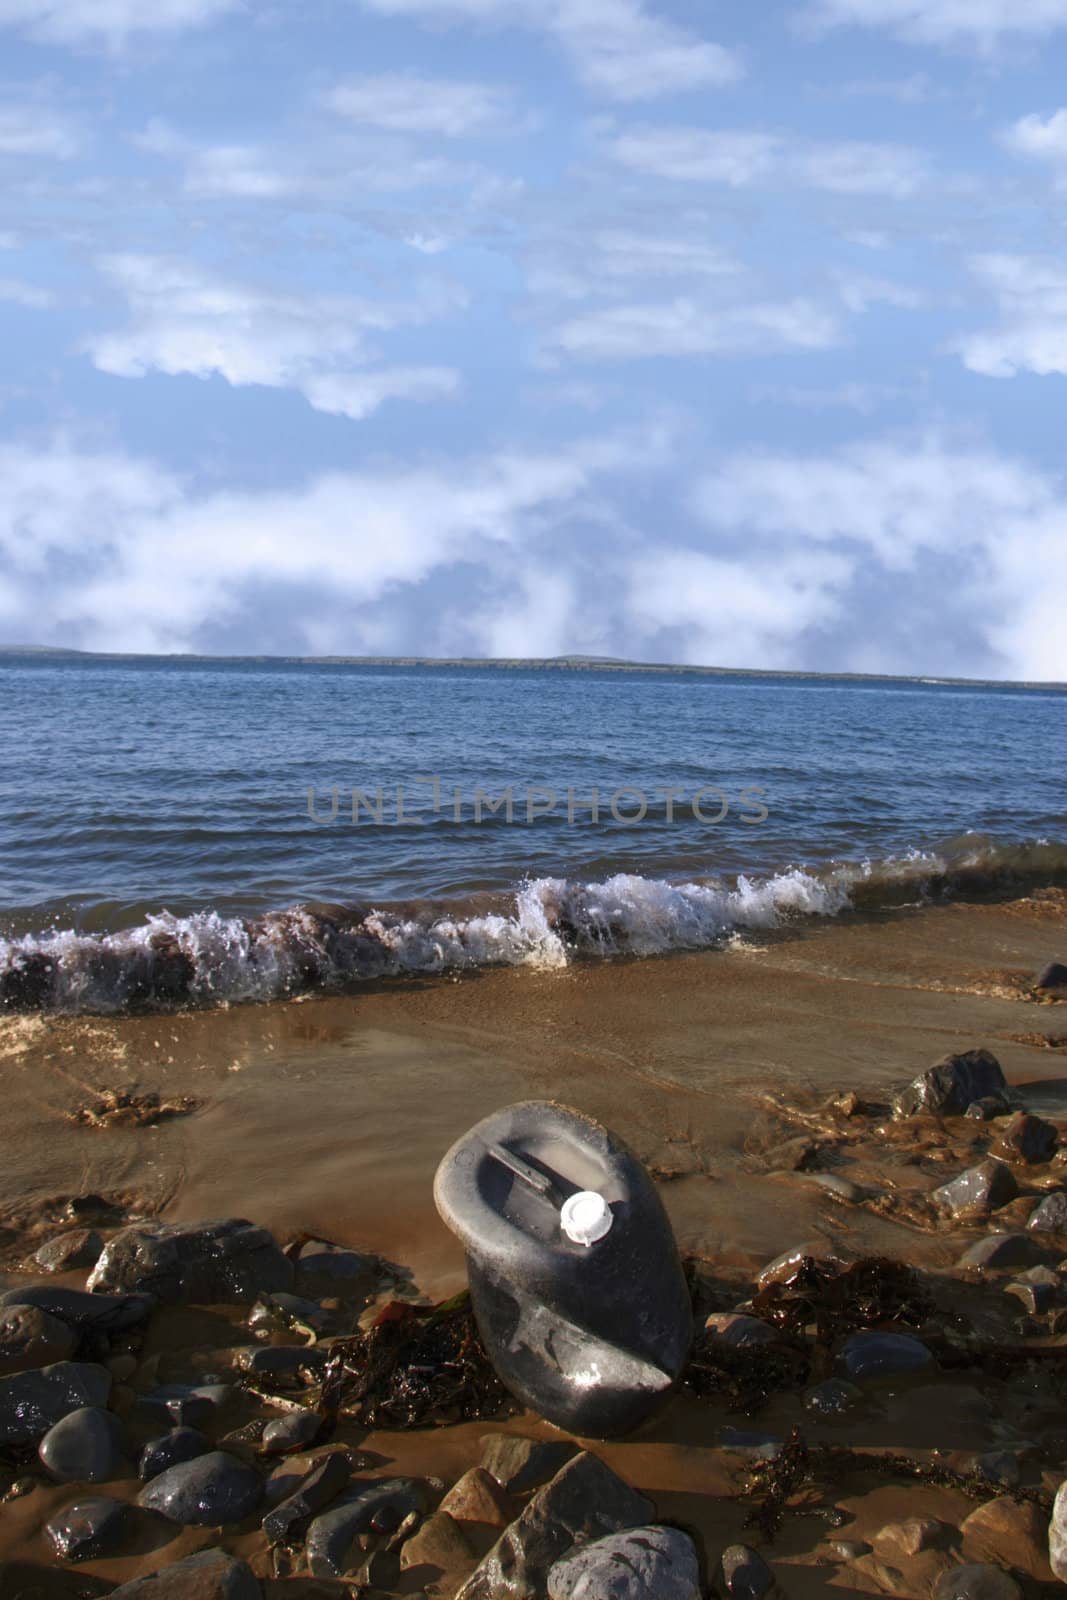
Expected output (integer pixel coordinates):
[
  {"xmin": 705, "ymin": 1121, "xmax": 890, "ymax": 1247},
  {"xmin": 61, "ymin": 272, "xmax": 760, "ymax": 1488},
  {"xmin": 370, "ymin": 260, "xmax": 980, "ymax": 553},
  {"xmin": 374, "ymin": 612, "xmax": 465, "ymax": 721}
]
[{"xmin": 0, "ymin": 644, "xmax": 1063, "ymax": 692}]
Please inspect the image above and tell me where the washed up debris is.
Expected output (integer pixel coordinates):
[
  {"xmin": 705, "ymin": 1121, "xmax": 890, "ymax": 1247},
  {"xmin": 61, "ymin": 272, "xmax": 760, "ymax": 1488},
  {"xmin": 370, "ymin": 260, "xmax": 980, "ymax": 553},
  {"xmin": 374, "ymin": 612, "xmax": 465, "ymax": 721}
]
[{"xmin": 69, "ymin": 1087, "xmax": 199, "ymax": 1128}]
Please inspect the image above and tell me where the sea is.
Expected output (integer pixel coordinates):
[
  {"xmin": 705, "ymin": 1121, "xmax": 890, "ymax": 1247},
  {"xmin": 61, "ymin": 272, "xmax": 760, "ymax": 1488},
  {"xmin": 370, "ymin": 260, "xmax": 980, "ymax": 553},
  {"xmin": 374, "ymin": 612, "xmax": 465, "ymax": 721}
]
[{"xmin": 1, "ymin": 653, "xmax": 1064, "ymax": 1014}]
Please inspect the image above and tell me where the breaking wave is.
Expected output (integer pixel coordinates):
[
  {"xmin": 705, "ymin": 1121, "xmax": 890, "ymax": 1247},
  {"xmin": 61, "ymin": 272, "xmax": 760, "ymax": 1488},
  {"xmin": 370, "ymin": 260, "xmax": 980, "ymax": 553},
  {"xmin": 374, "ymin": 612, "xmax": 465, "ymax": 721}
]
[{"xmin": 1, "ymin": 838, "xmax": 1064, "ymax": 1015}]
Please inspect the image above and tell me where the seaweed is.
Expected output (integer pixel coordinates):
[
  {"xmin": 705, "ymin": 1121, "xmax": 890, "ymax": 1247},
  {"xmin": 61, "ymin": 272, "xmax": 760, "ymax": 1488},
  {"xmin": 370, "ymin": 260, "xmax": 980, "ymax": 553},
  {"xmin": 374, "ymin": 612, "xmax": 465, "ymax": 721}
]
[
  {"xmin": 69, "ymin": 1088, "xmax": 199, "ymax": 1128},
  {"xmin": 685, "ymin": 1337, "xmax": 811, "ymax": 1413}
]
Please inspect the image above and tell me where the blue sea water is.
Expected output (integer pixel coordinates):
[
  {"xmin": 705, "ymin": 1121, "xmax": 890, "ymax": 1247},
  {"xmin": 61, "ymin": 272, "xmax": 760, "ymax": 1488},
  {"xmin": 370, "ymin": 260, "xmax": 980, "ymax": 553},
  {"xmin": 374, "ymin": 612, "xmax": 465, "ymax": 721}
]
[{"xmin": 0, "ymin": 654, "xmax": 1064, "ymax": 1011}]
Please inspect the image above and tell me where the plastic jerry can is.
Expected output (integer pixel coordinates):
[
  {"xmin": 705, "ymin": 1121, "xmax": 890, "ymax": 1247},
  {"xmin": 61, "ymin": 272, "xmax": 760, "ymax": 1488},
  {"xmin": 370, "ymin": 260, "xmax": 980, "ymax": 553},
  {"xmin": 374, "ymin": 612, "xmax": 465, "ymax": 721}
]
[{"xmin": 433, "ymin": 1100, "xmax": 693, "ymax": 1438}]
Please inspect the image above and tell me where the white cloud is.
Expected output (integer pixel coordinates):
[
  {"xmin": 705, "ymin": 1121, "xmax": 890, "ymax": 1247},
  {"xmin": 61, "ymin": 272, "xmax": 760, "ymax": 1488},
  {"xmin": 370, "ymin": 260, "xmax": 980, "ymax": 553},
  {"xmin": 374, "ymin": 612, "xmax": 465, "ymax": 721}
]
[
  {"xmin": 303, "ymin": 367, "xmax": 461, "ymax": 419},
  {"xmin": 0, "ymin": 276, "xmax": 54, "ymax": 307},
  {"xmin": 358, "ymin": 0, "xmax": 741, "ymax": 101},
  {"xmin": 323, "ymin": 73, "xmax": 517, "ymax": 136},
  {"xmin": 1003, "ymin": 109, "xmax": 1067, "ymax": 171},
  {"xmin": 0, "ymin": 105, "xmax": 80, "ymax": 158},
  {"xmin": 804, "ymin": 0, "xmax": 1067, "ymax": 48},
  {"xmin": 0, "ymin": 0, "xmax": 239, "ymax": 47},
  {"xmin": 833, "ymin": 270, "xmax": 924, "ymax": 313},
  {"xmin": 606, "ymin": 126, "xmax": 927, "ymax": 196},
  {"xmin": 956, "ymin": 253, "xmax": 1067, "ymax": 377},
  {"xmin": 546, "ymin": 296, "xmax": 839, "ymax": 360}
]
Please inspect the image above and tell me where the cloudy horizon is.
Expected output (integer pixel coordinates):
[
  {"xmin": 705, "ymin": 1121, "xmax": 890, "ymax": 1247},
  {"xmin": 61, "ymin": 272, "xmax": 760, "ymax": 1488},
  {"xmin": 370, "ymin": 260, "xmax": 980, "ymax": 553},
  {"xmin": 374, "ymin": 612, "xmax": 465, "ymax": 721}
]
[{"xmin": 3, "ymin": 0, "xmax": 1067, "ymax": 680}]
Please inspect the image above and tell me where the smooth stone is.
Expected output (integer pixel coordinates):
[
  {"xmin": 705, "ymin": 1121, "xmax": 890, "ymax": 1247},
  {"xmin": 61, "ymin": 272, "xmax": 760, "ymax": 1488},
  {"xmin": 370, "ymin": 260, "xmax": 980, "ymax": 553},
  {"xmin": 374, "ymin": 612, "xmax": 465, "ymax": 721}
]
[
  {"xmin": 261, "ymin": 1449, "xmax": 351, "ymax": 1546},
  {"xmin": 399, "ymin": 1510, "xmax": 474, "ymax": 1572},
  {"xmin": 135, "ymin": 1383, "xmax": 232, "ymax": 1428},
  {"xmin": 828, "ymin": 1540, "xmax": 871, "ymax": 1560},
  {"xmin": 933, "ymin": 1564, "xmax": 1022, "ymax": 1600},
  {"xmin": 45, "ymin": 1496, "xmax": 130, "ymax": 1562},
  {"xmin": 0, "ymin": 1303, "xmax": 78, "ymax": 1376},
  {"xmin": 840, "ymin": 1332, "xmax": 935, "ymax": 1381},
  {"xmin": 479, "ymin": 1434, "xmax": 578, "ymax": 1494},
  {"xmin": 1005, "ymin": 1275, "xmax": 1056, "ymax": 1314},
  {"xmin": 794, "ymin": 1172, "xmax": 865, "ymax": 1202},
  {"xmin": 39, "ymin": 1405, "xmax": 125, "ymax": 1483},
  {"xmin": 235, "ymin": 1344, "xmax": 327, "ymax": 1378},
  {"xmin": 1049, "ymin": 1476, "xmax": 1067, "ymax": 1580},
  {"xmin": 716, "ymin": 1543, "xmax": 778, "ymax": 1599},
  {"xmin": 961, "ymin": 1497, "xmax": 1052, "ymax": 1582},
  {"xmin": 893, "ymin": 1049, "xmax": 1008, "ymax": 1118},
  {"xmin": 803, "ymin": 1378, "xmax": 864, "ymax": 1416},
  {"xmin": 756, "ymin": 1243, "xmax": 850, "ymax": 1289},
  {"xmin": 88, "ymin": 1217, "xmax": 294, "ymax": 1304},
  {"xmin": 933, "ymin": 1160, "xmax": 1018, "ymax": 1219},
  {"xmin": 108, "ymin": 1548, "xmax": 262, "ymax": 1598},
  {"xmin": 137, "ymin": 1449, "xmax": 263, "ymax": 1525},
  {"xmin": 548, "ymin": 1524, "xmax": 700, "ymax": 1600},
  {"xmin": 456, "ymin": 1452, "xmax": 655, "ymax": 1600},
  {"xmin": 991, "ymin": 1112, "xmax": 1058, "ymax": 1165},
  {"xmin": 296, "ymin": 1241, "xmax": 377, "ymax": 1293},
  {"xmin": 0, "ymin": 1285, "xmax": 153, "ymax": 1332},
  {"xmin": 139, "ymin": 1426, "xmax": 211, "ymax": 1481},
  {"xmin": 957, "ymin": 1234, "xmax": 1042, "ymax": 1271},
  {"xmin": 262, "ymin": 1409, "xmax": 322, "ymax": 1454},
  {"xmin": 966, "ymin": 1097, "xmax": 1013, "ymax": 1122},
  {"xmin": 0, "ymin": 1361, "xmax": 111, "ymax": 1445},
  {"xmin": 703, "ymin": 1313, "xmax": 779, "ymax": 1347},
  {"xmin": 1036, "ymin": 961, "xmax": 1067, "ymax": 990},
  {"xmin": 34, "ymin": 1230, "xmax": 104, "ymax": 1274},
  {"xmin": 1028, "ymin": 1191, "xmax": 1067, "ymax": 1232},
  {"xmin": 439, "ymin": 1467, "xmax": 514, "ymax": 1527},
  {"xmin": 306, "ymin": 1477, "xmax": 425, "ymax": 1577}
]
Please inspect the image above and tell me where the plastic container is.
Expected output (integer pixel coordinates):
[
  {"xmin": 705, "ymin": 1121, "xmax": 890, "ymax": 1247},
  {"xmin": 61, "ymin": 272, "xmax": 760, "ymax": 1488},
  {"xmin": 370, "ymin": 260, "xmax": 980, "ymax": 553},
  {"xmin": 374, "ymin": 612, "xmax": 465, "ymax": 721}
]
[{"xmin": 433, "ymin": 1100, "xmax": 693, "ymax": 1437}]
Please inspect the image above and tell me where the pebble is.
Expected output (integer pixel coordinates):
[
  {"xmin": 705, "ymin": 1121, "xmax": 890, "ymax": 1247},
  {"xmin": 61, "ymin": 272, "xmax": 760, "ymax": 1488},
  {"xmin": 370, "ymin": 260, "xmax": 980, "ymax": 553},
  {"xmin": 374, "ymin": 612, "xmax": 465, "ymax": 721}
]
[
  {"xmin": 966, "ymin": 1097, "xmax": 1012, "ymax": 1122},
  {"xmin": 803, "ymin": 1378, "xmax": 864, "ymax": 1416},
  {"xmin": 296, "ymin": 1240, "xmax": 377, "ymax": 1295},
  {"xmin": 756, "ymin": 1242, "xmax": 850, "ymax": 1289},
  {"xmin": 0, "ymin": 1285, "xmax": 153, "ymax": 1333},
  {"xmin": 135, "ymin": 1382, "xmax": 231, "ymax": 1429},
  {"xmin": 991, "ymin": 1112, "xmax": 1059, "ymax": 1166},
  {"xmin": 1028, "ymin": 1191, "xmax": 1067, "ymax": 1232},
  {"xmin": 45, "ymin": 1496, "xmax": 130, "ymax": 1562},
  {"xmin": 547, "ymin": 1525, "xmax": 701, "ymax": 1600},
  {"xmin": 262, "ymin": 1409, "xmax": 322, "ymax": 1454},
  {"xmin": 139, "ymin": 1426, "xmax": 211, "ymax": 1481},
  {"xmin": 956, "ymin": 1234, "xmax": 1042, "ymax": 1271},
  {"xmin": 893, "ymin": 1049, "xmax": 1008, "ymax": 1118},
  {"xmin": 0, "ymin": 1303, "xmax": 77, "ymax": 1377},
  {"xmin": 1049, "ymin": 1477, "xmax": 1067, "ymax": 1580},
  {"xmin": 794, "ymin": 1172, "xmax": 866, "ymax": 1203},
  {"xmin": 1005, "ymin": 1274, "xmax": 1056, "ymax": 1315},
  {"xmin": 262, "ymin": 1449, "xmax": 351, "ymax": 1546},
  {"xmin": 88, "ymin": 1216, "xmax": 294, "ymax": 1304},
  {"xmin": 703, "ymin": 1313, "xmax": 779, "ymax": 1347},
  {"xmin": 137, "ymin": 1449, "xmax": 263, "ymax": 1525},
  {"xmin": 34, "ymin": 1229, "xmax": 104, "ymax": 1274},
  {"xmin": 306, "ymin": 1477, "xmax": 426, "ymax": 1578},
  {"xmin": 827, "ymin": 1539, "xmax": 871, "ymax": 1560},
  {"xmin": 0, "ymin": 1360, "xmax": 111, "ymax": 1445},
  {"xmin": 399, "ymin": 1510, "xmax": 474, "ymax": 1572},
  {"xmin": 933, "ymin": 1563, "xmax": 1022, "ymax": 1600},
  {"xmin": 839, "ymin": 1332, "xmax": 935, "ymax": 1381},
  {"xmin": 961, "ymin": 1496, "xmax": 1052, "ymax": 1581},
  {"xmin": 1036, "ymin": 961, "xmax": 1067, "ymax": 991},
  {"xmin": 439, "ymin": 1466, "xmax": 514, "ymax": 1527},
  {"xmin": 107, "ymin": 1548, "xmax": 262, "ymax": 1598},
  {"xmin": 357, "ymin": 1549, "xmax": 402, "ymax": 1589},
  {"xmin": 479, "ymin": 1433, "xmax": 578, "ymax": 1494},
  {"xmin": 39, "ymin": 1406, "xmax": 125, "ymax": 1482},
  {"xmin": 933, "ymin": 1160, "xmax": 1018, "ymax": 1219},
  {"xmin": 716, "ymin": 1543, "xmax": 779, "ymax": 1599},
  {"xmin": 235, "ymin": 1344, "xmax": 327, "ymax": 1379}
]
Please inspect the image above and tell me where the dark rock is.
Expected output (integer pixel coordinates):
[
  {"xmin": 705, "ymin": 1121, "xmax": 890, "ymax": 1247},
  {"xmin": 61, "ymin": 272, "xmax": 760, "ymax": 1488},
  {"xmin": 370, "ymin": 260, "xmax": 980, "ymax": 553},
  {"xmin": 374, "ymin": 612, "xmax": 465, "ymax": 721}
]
[
  {"xmin": 262, "ymin": 1449, "xmax": 351, "ymax": 1546},
  {"xmin": 295, "ymin": 1241, "xmax": 376, "ymax": 1295},
  {"xmin": 108, "ymin": 1548, "xmax": 262, "ymax": 1599},
  {"xmin": 456, "ymin": 1451, "xmax": 655, "ymax": 1600},
  {"xmin": 39, "ymin": 1405, "xmax": 125, "ymax": 1482},
  {"xmin": 0, "ymin": 1302, "xmax": 78, "ymax": 1376},
  {"xmin": 0, "ymin": 1564, "xmax": 115, "ymax": 1598},
  {"xmin": 0, "ymin": 948, "xmax": 57, "ymax": 1010},
  {"xmin": 88, "ymin": 1217, "xmax": 293, "ymax": 1305},
  {"xmin": 35, "ymin": 1229, "xmax": 105, "ymax": 1274},
  {"xmin": 139, "ymin": 1426, "xmax": 211, "ymax": 1481},
  {"xmin": 1006, "ymin": 1269, "xmax": 1057, "ymax": 1314},
  {"xmin": 840, "ymin": 1332, "xmax": 935, "ymax": 1381},
  {"xmin": 235, "ymin": 1345, "xmax": 327, "ymax": 1379},
  {"xmin": 991, "ymin": 1112, "xmax": 1058, "ymax": 1165},
  {"xmin": 45, "ymin": 1496, "xmax": 130, "ymax": 1562},
  {"xmin": 934, "ymin": 1563, "xmax": 1022, "ymax": 1600},
  {"xmin": 137, "ymin": 1449, "xmax": 263, "ymax": 1525},
  {"xmin": 262, "ymin": 1409, "xmax": 322, "ymax": 1454},
  {"xmin": 135, "ymin": 1383, "xmax": 231, "ymax": 1429},
  {"xmin": 478, "ymin": 1433, "xmax": 578, "ymax": 1494},
  {"xmin": 716, "ymin": 1543, "xmax": 778, "ymax": 1599},
  {"xmin": 0, "ymin": 1284, "xmax": 153, "ymax": 1332},
  {"xmin": 306, "ymin": 1477, "xmax": 425, "ymax": 1578},
  {"xmin": 966, "ymin": 1096, "xmax": 1013, "ymax": 1122},
  {"xmin": 894, "ymin": 1049, "xmax": 1007, "ymax": 1118},
  {"xmin": 703, "ymin": 1313, "xmax": 779, "ymax": 1348},
  {"xmin": 1036, "ymin": 962, "xmax": 1067, "ymax": 991},
  {"xmin": 803, "ymin": 1378, "xmax": 864, "ymax": 1416},
  {"xmin": 356, "ymin": 1549, "xmax": 402, "ymax": 1589},
  {"xmin": 0, "ymin": 1361, "xmax": 111, "ymax": 1445},
  {"xmin": 399, "ymin": 1510, "xmax": 474, "ymax": 1571},
  {"xmin": 439, "ymin": 1467, "xmax": 514, "ymax": 1527},
  {"xmin": 956, "ymin": 1234, "xmax": 1043, "ymax": 1271},
  {"xmin": 933, "ymin": 1160, "xmax": 1018, "ymax": 1219},
  {"xmin": 1028, "ymin": 1191, "xmax": 1067, "ymax": 1231},
  {"xmin": 548, "ymin": 1525, "xmax": 701, "ymax": 1599}
]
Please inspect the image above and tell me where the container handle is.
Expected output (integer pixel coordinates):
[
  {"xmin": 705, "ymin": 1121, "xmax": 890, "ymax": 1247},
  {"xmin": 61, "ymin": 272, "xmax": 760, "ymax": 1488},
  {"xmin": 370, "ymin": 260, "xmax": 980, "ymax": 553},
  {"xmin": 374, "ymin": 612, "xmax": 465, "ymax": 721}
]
[{"xmin": 487, "ymin": 1142, "xmax": 567, "ymax": 1209}]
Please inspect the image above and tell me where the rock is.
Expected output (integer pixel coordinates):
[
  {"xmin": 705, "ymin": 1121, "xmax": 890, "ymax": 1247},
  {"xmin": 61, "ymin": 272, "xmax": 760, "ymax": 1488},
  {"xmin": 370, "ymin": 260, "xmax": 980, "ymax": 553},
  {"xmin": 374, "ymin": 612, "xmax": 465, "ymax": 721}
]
[
  {"xmin": 840, "ymin": 1332, "xmax": 935, "ymax": 1381},
  {"xmin": 34, "ymin": 1229, "xmax": 105, "ymax": 1274},
  {"xmin": 0, "ymin": 1361, "xmax": 111, "ymax": 1445},
  {"xmin": 873, "ymin": 1518, "xmax": 951, "ymax": 1559},
  {"xmin": 45, "ymin": 1496, "xmax": 130, "ymax": 1562},
  {"xmin": 991, "ymin": 1112, "xmax": 1058, "ymax": 1165},
  {"xmin": 1005, "ymin": 1268, "xmax": 1058, "ymax": 1314},
  {"xmin": 479, "ymin": 1434, "xmax": 578, "ymax": 1494},
  {"xmin": 306, "ymin": 1477, "xmax": 425, "ymax": 1577},
  {"xmin": 355, "ymin": 1549, "xmax": 401, "ymax": 1589},
  {"xmin": 827, "ymin": 1540, "xmax": 871, "ymax": 1560},
  {"xmin": 893, "ymin": 1049, "xmax": 1008, "ymax": 1118},
  {"xmin": 0, "ymin": 1302, "xmax": 78, "ymax": 1376},
  {"xmin": 235, "ymin": 1345, "xmax": 327, "ymax": 1380},
  {"xmin": 1036, "ymin": 961, "xmax": 1067, "ymax": 991},
  {"xmin": 547, "ymin": 1524, "xmax": 700, "ymax": 1600},
  {"xmin": 295, "ymin": 1242, "xmax": 376, "ymax": 1295},
  {"xmin": 261, "ymin": 1449, "xmax": 351, "ymax": 1546},
  {"xmin": 1049, "ymin": 1477, "xmax": 1067, "ymax": 1580},
  {"xmin": 399, "ymin": 1510, "xmax": 474, "ymax": 1571},
  {"xmin": 765, "ymin": 1136, "xmax": 820, "ymax": 1171},
  {"xmin": 109, "ymin": 1549, "xmax": 262, "ymax": 1599},
  {"xmin": 703, "ymin": 1313, "xmax": 779, "ymax": 1347},
  {"xmin": 803, "ymin": 1378, "xmax": 863, "ymax": 1416},
  {"xmin": 0, "ymin": 1284, "xmax": 153, "ymax": 1332},
  {"xmin": 756, "ymin": 1242, "xmax": 850, "ymax": 1289},
  {"xmin": 262, "ymin": 1410, "xmax": 322, "ymax": 1455},
  {"xmin": 716, "ymin": 1543, "xmax": 778, "ymax": 1599},
  {"xmin": 39, "ymin": 1405, "xmax": 125, "ymax": 1482},
  {"xmin": 961, "ymin": 1496, "xmax": 1052, "ymax": 1581},
  {"xmin": 135, "ymin": 1383, "xmax": 232, "ymax": 1428},
  {"xmin": 973, "ymin": 1450, "xmax": 1024, "ymax": 1488},
  {"xmin": 956, "ymin": 1234, "xmax": 1043, "ymax": 1271},
  {"xmin": 933, "ymin": 1564, "xmax": 1022, "ymax": 1600},
  {"xmin": 966, "ymin": 1097, "xmax": 1013, "ymax": 1122},
  {"xmin": 795, "ymin": 1172, "xmax": 865, "ymax": 1203},
  {"xmin": 139, "ymin": 1427, "xmax": 211, "ymax": 1481},
  {"xmin": 933, "ymin": 1160, "xmax": 1018, "ymax": 1219},
  {"xmin": 88, "ymin": 1217, "xmax": 294, "ymax": 1305},
  {"xmin": 456, "ymin": 1451, "xmax": 655, "ymax": 1600},
  {"xmin": 0, "ymin": 1565, "xmax": 115, "ymax": 1598},
  {"xmin": 440, "ymin": 1467, "xmax": 514, "ymax": 1527},
  {"xmin": 1028, "ymin": 1191, "xmax": 1067, "ymax": 1231},
  {"xmin": 137, "ymin": 1449, "xmax": 263, "ymax": 1525}
]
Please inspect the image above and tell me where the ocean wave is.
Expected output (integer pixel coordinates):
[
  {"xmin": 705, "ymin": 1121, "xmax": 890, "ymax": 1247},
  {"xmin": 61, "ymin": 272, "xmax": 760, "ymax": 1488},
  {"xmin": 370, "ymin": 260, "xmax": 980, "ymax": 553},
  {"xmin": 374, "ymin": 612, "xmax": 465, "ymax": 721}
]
[{"xmin": 1, "ymin": 838, "xmax": 1064, "ymax": 1015}]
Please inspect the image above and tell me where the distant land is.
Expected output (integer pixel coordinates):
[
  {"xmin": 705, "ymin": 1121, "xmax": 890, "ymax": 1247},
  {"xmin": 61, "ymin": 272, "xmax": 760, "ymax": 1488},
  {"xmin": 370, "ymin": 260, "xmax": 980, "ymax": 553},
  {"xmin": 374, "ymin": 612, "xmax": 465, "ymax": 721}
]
[{"xmin": 0, "ymin": 644, "xmax": 1063, "ymax": 692}]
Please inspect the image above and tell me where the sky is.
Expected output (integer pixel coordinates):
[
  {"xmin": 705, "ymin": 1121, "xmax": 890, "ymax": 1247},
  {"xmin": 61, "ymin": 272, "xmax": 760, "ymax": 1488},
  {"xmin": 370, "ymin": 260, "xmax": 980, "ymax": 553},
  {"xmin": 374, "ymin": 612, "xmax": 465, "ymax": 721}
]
[{"xmin": 2, "ymin": 0, "xmax": 1067, "ymax": 679}]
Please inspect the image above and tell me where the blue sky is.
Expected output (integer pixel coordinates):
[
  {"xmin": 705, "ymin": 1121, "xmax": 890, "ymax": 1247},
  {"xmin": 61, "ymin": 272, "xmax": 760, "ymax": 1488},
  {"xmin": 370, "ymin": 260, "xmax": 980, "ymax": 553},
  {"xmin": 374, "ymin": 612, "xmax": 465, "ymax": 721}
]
[{"xmin": 2, "ymin": 0, "xmax": 1067, "ymax": 679}]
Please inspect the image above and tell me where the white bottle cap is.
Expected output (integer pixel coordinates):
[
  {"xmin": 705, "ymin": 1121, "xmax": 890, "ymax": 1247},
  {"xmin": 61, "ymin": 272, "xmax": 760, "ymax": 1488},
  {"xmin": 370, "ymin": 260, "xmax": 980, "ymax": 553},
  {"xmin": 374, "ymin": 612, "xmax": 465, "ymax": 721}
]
[{"xmin": 560, "ymin": 1190, "xmax": 613, "ymax": 1247}]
